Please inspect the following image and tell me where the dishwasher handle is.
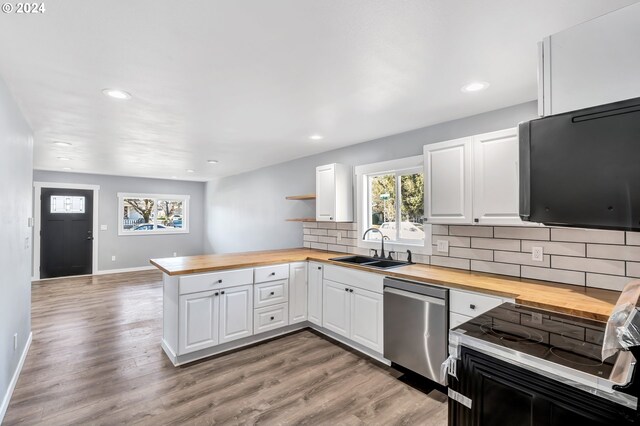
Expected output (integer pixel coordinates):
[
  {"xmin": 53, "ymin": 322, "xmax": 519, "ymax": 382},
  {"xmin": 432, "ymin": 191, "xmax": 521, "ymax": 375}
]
[{"xmin": 384, "ymin": 287, "xmax": 446, "ymax": 306}]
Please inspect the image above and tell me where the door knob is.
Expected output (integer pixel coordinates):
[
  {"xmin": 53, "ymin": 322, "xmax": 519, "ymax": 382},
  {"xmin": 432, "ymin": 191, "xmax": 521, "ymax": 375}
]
[
  {"xmin": 270, "ymin": 291, "xmax": 275, "ymax": 296},
  {"xmin": 269, "ymin": 272, "xmax": 276, "ymax": 276},
  {"xmin": 217, "ymin": 279, "xmax": 223, "ymax": 283},
  {"xmin": 221, "ymin": 291, "xmax": 225, "ymax": 295},
  {"xmin": 270, "ymin": 316, "xmax": 275, "ymax": 321},
  {"xmin": 349, "ymin": 289, "xmax": 354, "ymax": 293}
]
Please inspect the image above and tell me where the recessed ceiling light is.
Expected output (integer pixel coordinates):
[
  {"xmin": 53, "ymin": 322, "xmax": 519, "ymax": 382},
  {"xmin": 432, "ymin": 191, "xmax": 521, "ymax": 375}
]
[
  {"xmin": 53, "ymin": 141, "xmax": 72, "ymax": 147},
  {"xmin": 207, "ymin": 160, "xmax": 219, "ymax": 164},
  {"xmin": 186, "ymin": 169, "xmax": 195, "ymax": 173},
  {"xmin": 102, "ymin": 88, "xmax": 132, "ymax": 100},
  {"xmin": 62, "ymin": 167, "xmax": 72, "ymax": 171},
  {"xmin": 57, "ymin": 156, "xmax": 71, "ymax": 161},
  {"xmin": 461, "ymin": 81, "xmax": 490, "ymax": 93},
  {"xmin": 309, "ymin": 134, "xmax": 324, "ymax": 140}
]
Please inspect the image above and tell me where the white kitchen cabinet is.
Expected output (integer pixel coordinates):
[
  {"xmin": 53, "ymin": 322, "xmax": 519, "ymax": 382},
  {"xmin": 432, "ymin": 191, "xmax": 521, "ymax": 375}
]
[
  {"xmin": 350, "ymin": 287, "xmax": 383, "ymax": 353},
  {"xmin": 218, "ymin": 284, "xmax": 253, "ymax": 344},
  {"xmin": 472, "ymin": 128, "xmax": 522, "ymax": 225},
  {"xmin": 289, "ymin": 262, "xmax": 308, "ymax": 324},
  {"xmin": 316, "ymin": 163, "xmax": 353, "ymax": 222},
  {"xmin": 424, "ymin": 137, "xmax": 474, "ymax": 224},
  {"xmin": 307, "ymin": 262, "xmax": 323, "ymax": 326},
  {"xmin": 450, "ymin": 289, "xmax": 508, "ymax": 319},
  {"xmin": 179, "ymin": 290, "xmax": 219, "ymax": 354},
  {"xmin": 538, "ymin": 3, "xmax": 640, "ymax": 116},
  {"xmin": 425, "ymin": 128, "xmax": 522, "ymax": 226},
  {"xmin": 322, "ymin": 279, "xmax": 350, "ymax": 337}
]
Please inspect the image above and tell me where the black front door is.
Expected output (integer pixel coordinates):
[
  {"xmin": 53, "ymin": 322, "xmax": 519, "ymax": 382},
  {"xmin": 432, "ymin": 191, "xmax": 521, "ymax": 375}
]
[{"xmin": 40, "ymin": 188, "xmax": 93, "ymax": 278}]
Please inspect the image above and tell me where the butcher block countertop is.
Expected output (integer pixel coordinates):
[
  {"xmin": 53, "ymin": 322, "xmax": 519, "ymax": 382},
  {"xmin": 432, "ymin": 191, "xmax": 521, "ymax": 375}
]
[{"xmin": 150, "ymin": 248, "xmax": 622, "ymax": 322}]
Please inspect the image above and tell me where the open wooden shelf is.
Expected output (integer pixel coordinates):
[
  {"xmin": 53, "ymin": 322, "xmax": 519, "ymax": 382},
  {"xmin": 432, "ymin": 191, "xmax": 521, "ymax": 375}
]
[
  {"xmin": 286, "ymin": 218, "xmax": 316, "ymax": 222},
  {"xmin": 285, "ymin": 194, "xmax": 316, "ymax": 200}
]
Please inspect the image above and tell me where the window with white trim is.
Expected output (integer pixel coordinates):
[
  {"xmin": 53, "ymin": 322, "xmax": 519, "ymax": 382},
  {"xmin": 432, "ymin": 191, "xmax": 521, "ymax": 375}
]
[
  {"xmin": 355, "ymin": 156, "xmax": 431, "ymax": 254},
  {"xmin": 118, "ymin": 193, "xmax": 189, "ymax": 235}
]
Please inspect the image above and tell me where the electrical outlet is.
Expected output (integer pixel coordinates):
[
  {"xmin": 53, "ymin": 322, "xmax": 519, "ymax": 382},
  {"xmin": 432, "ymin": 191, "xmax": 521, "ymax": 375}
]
[
  {"xmin": 531, "ymin": 246, "xmax": 544, "ymax": 262},
  {"xmin": 100, "ymin": 224, "xmax": 108, "ymax": 231},
  {"xmin": 111, "ymin": 255, "xmax": 116, "ymax": 262},
  {"xmin": 437, "ymin": 240, "xmax": 449, "ymax": 253},
  {"xmin": 14, "ymin": 333, "xmax": 17, "ymax": 351},
  {"xmin": 531, "ymin": 312, "xmax": 543, "ymax": 325},
  {"xmin": 173, "ymin": 252, "xmax": 177, "ymax": 257},
  {"xmin": 24, "ymin": 237, "xmax": 30, "ymax": 249},
  {"xmin": 336, "ymin": 232, "xmax": 342, "ymax": 242}
]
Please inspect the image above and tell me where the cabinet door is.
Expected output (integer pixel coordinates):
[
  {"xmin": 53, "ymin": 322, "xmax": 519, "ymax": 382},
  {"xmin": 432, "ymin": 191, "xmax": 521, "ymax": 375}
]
[
  {"xmin": 289, "ymin": 262, "xmax": 308, "ymax": 324},
  {"xmin": 219, "ymin": 284, "xmax": 253, "ymax": 344},
  {"xmin": 307, "ymin": 262, "xmax": 323, "ymax": 326},
  {"xmin": 322, "ymin": 279, "xmax": 350, "ymax": 337},
  {"xmin": 473, "ymin": 128, "xmax": 522, "ymax": 225},
  {"xmin": 179, "ymin": 290, "xmax": 219, "ymax": 354},
  {"xmin": 316, "ymin": 164, "xmax": 336, "ymax": 221},
  {"xmin": 350, "ymin": 287, "xmax": 383, "ymax": 353},
  {"xmin": 424, "ymin": 137, "xmax": 473, "ymax": 224}
]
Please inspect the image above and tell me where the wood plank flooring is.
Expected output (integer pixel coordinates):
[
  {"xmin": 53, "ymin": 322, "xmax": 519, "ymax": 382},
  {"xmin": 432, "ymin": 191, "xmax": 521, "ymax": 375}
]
[{"xmin": 4, "ymin": 270, "xmax": 447, "ymax": 425}]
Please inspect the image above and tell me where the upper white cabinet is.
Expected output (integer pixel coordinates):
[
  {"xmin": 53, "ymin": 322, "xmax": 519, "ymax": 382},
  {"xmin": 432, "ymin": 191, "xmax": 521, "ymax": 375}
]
[
  {"xmin": 538, "ymin": 2, "xmax": 640, "ymax": 116},
  {"xmin": 289, "ymin": 262, "xmax": 308, "ymax": 324},
  {"xmin": 425, "ymin": 128, "xmax": 521, "ymax": 225},
  {"xmin": 472, "ymin": 128, "xmax": 521, "ymax": 225},
  {"xmin": 424, "ymin": 137, "xmax": 474, "ymax": 224},
  {"xmin": 316, "ymin": 163, "xmax": 353, "ymax": 222}
]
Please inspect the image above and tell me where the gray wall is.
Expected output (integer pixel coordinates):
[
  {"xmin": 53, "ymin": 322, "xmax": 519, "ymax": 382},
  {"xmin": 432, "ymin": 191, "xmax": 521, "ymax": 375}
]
[
  {"xmin": 0, "ymin": 77, "xmax": 32, "ymax": 419},
  {"xmin": 33, "ymin": 171, "xmax": 206, "ymax": 272},
  {"xmin": 205, "ymin": 101, "xmax": 538, "ymax": 254}
]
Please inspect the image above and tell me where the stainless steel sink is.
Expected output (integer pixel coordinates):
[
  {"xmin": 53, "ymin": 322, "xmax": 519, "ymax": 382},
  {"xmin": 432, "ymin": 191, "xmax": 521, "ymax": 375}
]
[{"xmin": 329, "ymin": 255, "xmax": 410, "ymax": 269}]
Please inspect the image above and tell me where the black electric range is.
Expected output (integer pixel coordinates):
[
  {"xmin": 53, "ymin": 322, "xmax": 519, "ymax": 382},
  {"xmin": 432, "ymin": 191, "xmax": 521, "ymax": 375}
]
[{"xmin": 448, "ymin": 302, "xmax": 636, "ymax": 409}]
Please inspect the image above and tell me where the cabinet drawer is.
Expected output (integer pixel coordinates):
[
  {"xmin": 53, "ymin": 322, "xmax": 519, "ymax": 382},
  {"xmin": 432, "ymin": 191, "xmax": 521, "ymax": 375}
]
[
  {"xmin": 323, "ymin": 264, "xmax": 383, "ymax": 294},
  {"xmin": 179, "ymin": 268, "xmax": 253, "ymax": 295},
  {"xmin": 254, "ymin": 303, "xmax": 289, "ymax": 334},
  {"xmin": 254, "ymin": 279, "xmax": 288, "ymax": 308},
  {"xmin": 254, "ymin": 264, "xmax": 289, "ymax": 283},
  {"xmin": 450, "ymin": 312, "xmax": 473, "ymax": 330},
  {"xmin": 450, "ymin": 289, "xmax": 504, "ymax": 318}
]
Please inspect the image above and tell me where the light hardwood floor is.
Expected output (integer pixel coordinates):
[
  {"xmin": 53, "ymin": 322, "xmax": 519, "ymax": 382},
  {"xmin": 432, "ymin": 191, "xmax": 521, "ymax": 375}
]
[{"xmin": 4, "ymin": 270, "xmax": 447, "ymax": 425}]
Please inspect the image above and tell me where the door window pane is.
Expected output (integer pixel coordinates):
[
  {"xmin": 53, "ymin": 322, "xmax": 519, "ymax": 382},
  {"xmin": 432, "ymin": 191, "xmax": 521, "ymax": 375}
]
[
  {"xmin": 156, "ymin": 200, "xmax": 184, "ymax": 230},
  {"xmin": 399, "ymin": 173, "xmax": 425, "ymax": 241},
  {"xmin": 368, "ymin": 174, "xmax": 396, "ymax": 241},
  {"xmin": 122, "ymin": 198, "xmax": 155, "ymax": 231},
  {"xmin": 50, "ymin": 196, "xmax": 85, "ymax": 213}
]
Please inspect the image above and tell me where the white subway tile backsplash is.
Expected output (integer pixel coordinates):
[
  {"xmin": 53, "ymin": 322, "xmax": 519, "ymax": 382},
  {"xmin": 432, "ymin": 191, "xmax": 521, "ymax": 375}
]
[
  {"xmin": 412, "ymin": 254, "xmax": 430, "ymax": 264},
  {"xmin": 348, "ymin": 230, "xmax": 359, "ymax": 239},
  {"xmin": 309, "ymin": 229, "xmax": 328, "ymax": 236},
  {"xmin": 449, "ymin": 225, "xmax": 493, "ymax": 238},
  {"xmin": 471, "ymin": 238, "xmax": 520, "ymax": 252},
  {"xmin": 521, "ymin": 240, "xmax": 585, "ymax": 257},
  {"xmin": 310, "ymin": 242, "xmax": 328, "ymax": 250},
  {"xmin": 430, "ymin": 256, "xmax": 470, "ymax": 270},
  {"xmin": 303, "ymin": 234, "xmax": 319, "ymax": 243},
  {"xmin": 587, "ymin": 244, "xmax": 640, "ymax": 262},
  {"xmin": 627, "ymin": 262, "xmax": 640, "ymax": 278},
  {"xmin": 303, "ymin": 222, "xmax": 318, "ymax": 228},
  {"xmin": 435, "ymin": 235, "xmax": 471, "ymax": 248},
  {"xmin": 349, "ymin": 247, "xmax": 369, "ymax": 256},
  {"xmin": 341, "ymin": 238, "xmax": 357, "ymax": 247},
  {"xmin": 551, "ymin": 256, "xmax": 625, "ymax": 276},
  {"xmin": 494, "ymin": 251, "xmax": 550, "ymax": 267},
  {"xmin": 449, "ymin": 247, "xmax": 493, "ymax": 261},
  {"xmin": 471, "ymin": 260, "xmax": 520, "ymax": 277},
  {"xmin": 303, "ymin": 241, "xmax": 311, "ymax": 248},
  {"xmin": 303, "ymin": 228, "xmax": 312, "ymax": 235},
  {"xmin": 433, "ymin": 245, "xmax": 448, "ymax": 256},
  {"xmin": 586, "ymin": 273, "xmax": 634, "ymax": 292},
  {"xmin": 627, "ymin": 232, "xmax": 640, "ymax": 246},
  {"xmin": 432, "ymin": 225, "xmax": 449, "ymax": 235},
  {"xmin": 550, "ymin": 228, "xmax": 625, "ymax": 244},
  {"xmin": 336, "ymin": 222, "xmax": 357, "ymax": 230},
  {"xmin": 327, "ymin": 244, "xmax": 349, "ymax": 253},
  {"xmin": 317, "ymin": 222, "xmax": 338, "ymax": 230},
  {"xmin": 521, "ymin": 266, "xmax": 585, "ymax": 286},
  {"xmin": 318, "ymin": 236, "xmax": 337, "ymax": 244},
  {"xmin": 494, "ymin": 227, "xmax": 550, "ymax": 241}
]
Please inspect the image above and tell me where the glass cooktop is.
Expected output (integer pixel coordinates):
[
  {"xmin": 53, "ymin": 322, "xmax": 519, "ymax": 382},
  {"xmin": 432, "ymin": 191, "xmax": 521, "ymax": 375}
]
[{"xmin": 453, "ymin": 303, "xmax": 618, "ymax": 378}]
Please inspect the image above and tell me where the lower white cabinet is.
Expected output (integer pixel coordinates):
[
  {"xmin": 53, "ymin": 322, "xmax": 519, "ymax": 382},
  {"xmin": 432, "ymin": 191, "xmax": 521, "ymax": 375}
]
[
  {"xmin": 179, "ymin": 284, "xmax": 253, "ymax": 354},
  {"xmin": 450, "ymin": 311, "xmax": 473, "ymax": 330},
  {"xmin": 289, "ymin": 262, "xmax": 308, "ymax": 324},
  {"xmin": 322, "ymin": 279, "xmax": 383, "ymax": 353},
  {"xmin": 219, "ymin": 284, "xmax": 254, "ymax": 344},
  {"xmin": 254, "ymin": 303, "xmax": 289, "ymax": 334},
  {"xmin": 179, "ymin": 290, "xmax": 219, "ymax": 355},
  {"xmin": 307, "ymin": 262, "xmax": 323, "ymax": 326}
]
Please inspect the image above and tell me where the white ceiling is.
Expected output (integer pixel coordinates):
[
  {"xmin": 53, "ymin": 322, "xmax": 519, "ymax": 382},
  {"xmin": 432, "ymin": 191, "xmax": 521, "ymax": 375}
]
[{"xmin": 0, "ymin": 0, "xmax": 636, "ymax": 181}]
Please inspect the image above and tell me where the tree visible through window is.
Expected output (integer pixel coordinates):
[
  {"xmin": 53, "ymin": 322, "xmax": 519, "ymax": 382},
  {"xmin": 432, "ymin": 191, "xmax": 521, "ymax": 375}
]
[
  {"xmin": 119, "ymin": 193, "xmax": 189, "ymax": 234},
  {"xmin": 367, "ymin": 170, "xmax": 424, "ymax": 243}
]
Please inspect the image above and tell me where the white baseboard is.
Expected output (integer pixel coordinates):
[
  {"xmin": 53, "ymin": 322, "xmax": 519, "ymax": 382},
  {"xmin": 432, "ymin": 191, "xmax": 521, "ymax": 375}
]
[
  {"xmin": 0, "ymin": 331, "xmax": 32, "ymax": 424},
  {"xmin": 95, "ymin": 266, "xmax": 156, "ymax": 275}
]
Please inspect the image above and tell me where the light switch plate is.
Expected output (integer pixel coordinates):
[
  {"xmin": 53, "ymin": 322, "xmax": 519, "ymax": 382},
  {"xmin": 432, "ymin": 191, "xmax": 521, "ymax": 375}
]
[
  {"xmin": 100, "ymin": 224, "xmax": 108, "ymax": 231},
  {"xmin": 111, "ymin": 256, "xmax": 116, "ymax": 262},
  {"xmin": 336, "ymin": 232, "xmax": 342, "ymax": 242},
  {"xmin": 531, "ymin": 246, "xmax": 544, "ymax": 262},
  {"xmin": 437, "ymin": 240, "xmax": 449, "ymax": 253}
]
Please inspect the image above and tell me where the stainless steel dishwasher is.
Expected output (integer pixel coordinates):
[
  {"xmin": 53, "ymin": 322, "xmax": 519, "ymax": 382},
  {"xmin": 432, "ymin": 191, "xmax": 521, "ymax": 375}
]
[{"xmin": 383, "ymin": 277, "xmax": 448, "ymax": 384}]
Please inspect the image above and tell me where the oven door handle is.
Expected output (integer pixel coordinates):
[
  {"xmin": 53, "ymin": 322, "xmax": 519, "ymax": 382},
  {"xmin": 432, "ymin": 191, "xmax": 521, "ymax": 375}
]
[{"xmin": 384, "ymin": 287, "xmax": 445, "ymax": 306}]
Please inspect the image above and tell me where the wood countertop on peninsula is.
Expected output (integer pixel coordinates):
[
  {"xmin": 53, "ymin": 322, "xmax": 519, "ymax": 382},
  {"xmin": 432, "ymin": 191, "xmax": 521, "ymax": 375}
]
[{"xmin": 151, "ymin": 248, "xmax": 622, "ymax": 322}]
